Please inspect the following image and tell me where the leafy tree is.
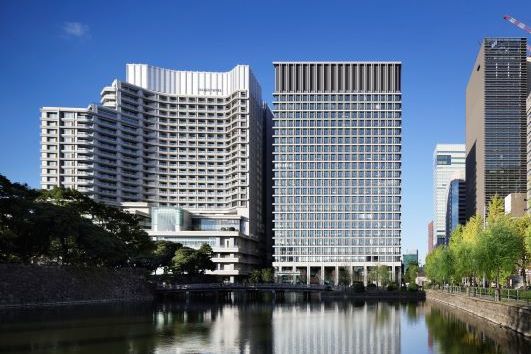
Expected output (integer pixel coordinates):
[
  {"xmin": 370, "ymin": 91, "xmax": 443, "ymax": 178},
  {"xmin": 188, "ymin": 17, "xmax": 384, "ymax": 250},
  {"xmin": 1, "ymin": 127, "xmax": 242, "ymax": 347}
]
[
  {"xmin": 486, "ymin": 194, "xmax": 505, "ymax": 225},
  {"xmin": 171, "ymin": 243, "xmax": 215, "ymax": 275},
  {"xmin": 261, "ymin": 268, "xmax": 274, "ymax": 283},
  {"xmin": 338, "ymin": 268, "xmax": 351, "ymax": 286},
  {"xmin": 369, "ymin": 265, "xmax": 390, "ymax": 287},
  {"xmin": 476, "ymin": 220, "xmax": 522, "ymax": 299},
  {"xmin": 404, "ymin": 262, "xmax": 419, "ymax": 285},
  {"xmin": 249, "ymin": 269, "xmax": 262, "ymax": 283},
  {"xmin": 425, "ymin": 246, "xmax": 454, "ymax": 285}
]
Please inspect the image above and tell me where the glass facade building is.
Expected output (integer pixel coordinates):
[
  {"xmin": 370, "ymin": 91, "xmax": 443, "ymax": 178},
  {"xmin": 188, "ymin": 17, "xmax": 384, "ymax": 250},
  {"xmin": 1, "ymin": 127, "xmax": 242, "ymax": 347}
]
[
  {"xmin": 433, "ymin": 144, "xmax": 465, "ymax": 246},
  {"xmin": 445, "ymin": 179, "xmax": 466, "ymax": 244},
  {"xmin": 272, "ymin": 62, "xmax": 402, "ymax": 285},
  {"xmin": 466, "ymin": 38, "xmax": 528, "ymax": 218}
]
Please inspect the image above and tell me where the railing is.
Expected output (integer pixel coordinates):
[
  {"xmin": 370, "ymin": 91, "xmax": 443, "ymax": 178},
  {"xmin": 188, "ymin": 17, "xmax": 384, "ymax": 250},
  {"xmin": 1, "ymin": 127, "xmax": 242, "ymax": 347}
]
[
  {"xmin": 437, "ymin": 285, "xmax": 531, "ymax": 305},
  {"xmin": 156, "ymin": 282, "xmax": 327, "ymax": 292}
]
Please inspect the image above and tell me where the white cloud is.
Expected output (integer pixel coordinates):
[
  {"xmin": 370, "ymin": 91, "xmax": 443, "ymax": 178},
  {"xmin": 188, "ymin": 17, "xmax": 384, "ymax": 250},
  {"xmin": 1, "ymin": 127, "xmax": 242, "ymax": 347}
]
[{"xmin": 62, "ymin": 22, "xmax": 90, "ymax": 38}]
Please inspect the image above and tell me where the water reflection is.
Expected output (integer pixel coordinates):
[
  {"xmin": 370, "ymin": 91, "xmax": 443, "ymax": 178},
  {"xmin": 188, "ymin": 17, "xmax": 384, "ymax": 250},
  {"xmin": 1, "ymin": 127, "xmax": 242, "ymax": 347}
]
[{"xmin": 0, "ymin": 296, "xmax": 529, "ymax": 354}]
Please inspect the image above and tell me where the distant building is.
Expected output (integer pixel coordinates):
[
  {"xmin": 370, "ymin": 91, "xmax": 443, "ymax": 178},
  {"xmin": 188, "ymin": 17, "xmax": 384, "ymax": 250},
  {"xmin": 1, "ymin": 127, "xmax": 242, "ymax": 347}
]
[
  {"xmin": 445, "ymin": 178, "xmax": 466, "ymax": 244},
  {"xmin": 428, "ymin": 221, "xmax": 434, "ymax": 253},
  {"xmin": 466, "ymin": 38, "xmax": 528, "ymax": 219},
  {"xmin": 433, "ymin": 144, "xmax": 465, "ymax": 246},
  {"xmin": 504, "ymin": 193, "xmax": 526, "ymax": 217},
  {"xmin": 527, "ymin": 86, "xmax": 531, "ymax": 212},
  {"xmin": 403, "ymin": 250, "xmax": 418, "ymax": 272}
]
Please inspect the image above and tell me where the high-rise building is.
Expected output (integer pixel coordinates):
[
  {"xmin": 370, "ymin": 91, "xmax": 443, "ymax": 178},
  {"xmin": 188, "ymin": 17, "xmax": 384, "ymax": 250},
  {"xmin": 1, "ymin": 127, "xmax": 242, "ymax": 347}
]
[
  {"xmin": 527, "ymin": 75, "xmax": 531, "ymax": 211},
  {"xmin": 445, "ymin": 178, "xmax": 466, "ymax": 244},
  {"xmin": 272, "ymin": 62, "xmax": 402, "ymax": 285},
  {"xmin": 433, "ymin": 144, "xmax": 465, "ymax": 246},
  {"xmin": 41, "ymin": 64, "xmax": 271, "ymax": 281},
  {"xmin": 427, "ymin": 221, "xmax": 434, "ymax": 254},
  {"xmin": 466, "ymin": 38, "xmax": 528, "ymax": 219}
]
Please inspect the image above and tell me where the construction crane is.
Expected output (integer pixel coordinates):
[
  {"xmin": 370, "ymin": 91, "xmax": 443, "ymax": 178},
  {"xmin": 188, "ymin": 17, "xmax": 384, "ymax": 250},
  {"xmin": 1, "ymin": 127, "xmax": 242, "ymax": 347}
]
[{"xmin": 503, "ymin": 15, "xmax": 531, "ymax": 53}]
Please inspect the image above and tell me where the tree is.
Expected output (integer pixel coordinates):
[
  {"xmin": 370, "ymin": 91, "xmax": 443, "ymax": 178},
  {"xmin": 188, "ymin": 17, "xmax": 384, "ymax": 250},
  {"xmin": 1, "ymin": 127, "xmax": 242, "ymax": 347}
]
[
  {"xmin": 249, "ymin": 269, "xmax": 262, "ymax": 283},
  {"xmin": 338, "ymin": 268, "xmax": 351, "ymax": 286},
  {"xmin": 171, "ymin": 243, "xmax": 215, "ymax": 275},
  {"xmin": 404, "ymin": 262, "xmax": 419, "ymax": 285},
  {"xmin": 486, "ymin": 194, "xmax": 505, "ymax": 225},
  {"xmin": 369, "ymin": 265, "xmax": 391, "ymax": 287},
  {"xmin": 425, "ymin": 246, "xmax": 454, "ymax": 285},
  {"xmin": 476, "ymin": 220, "xmax": 522, "ymax": 299},
  {"xmin": 261, "ymin": 268, "xmax": 274, "ymax": 283}
]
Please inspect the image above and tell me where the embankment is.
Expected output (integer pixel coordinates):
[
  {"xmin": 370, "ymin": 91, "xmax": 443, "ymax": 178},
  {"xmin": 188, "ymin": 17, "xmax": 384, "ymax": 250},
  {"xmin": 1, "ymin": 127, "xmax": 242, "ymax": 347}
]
[
  {"xmin": 426, "ymin": 289, "xmax": 530, "ymax": 337},
  {"xmin": 0, "ymin": 264, "xmax": 153, "ymax": 308}
]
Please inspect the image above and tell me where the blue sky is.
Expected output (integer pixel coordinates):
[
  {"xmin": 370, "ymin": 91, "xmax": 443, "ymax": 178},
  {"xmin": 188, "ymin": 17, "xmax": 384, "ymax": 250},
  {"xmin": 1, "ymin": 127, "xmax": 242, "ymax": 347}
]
[{"xmin": 1, "ymin": 0, "xmax": 530, "ymax": 262}]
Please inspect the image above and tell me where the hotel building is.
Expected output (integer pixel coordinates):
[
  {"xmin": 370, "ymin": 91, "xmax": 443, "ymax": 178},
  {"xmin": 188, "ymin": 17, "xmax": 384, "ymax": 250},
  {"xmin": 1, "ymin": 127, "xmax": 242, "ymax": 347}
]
[{"xmin": 40, "ymin": 64, "xmax": 271, "ymax": 281}]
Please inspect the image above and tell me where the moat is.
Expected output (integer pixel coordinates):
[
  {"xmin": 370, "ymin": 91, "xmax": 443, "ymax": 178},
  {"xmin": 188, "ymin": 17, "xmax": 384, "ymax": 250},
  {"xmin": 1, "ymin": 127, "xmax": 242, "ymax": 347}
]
[{"xmin": 0, "ymin": 295, "xmax": 529, "ymax": 354}]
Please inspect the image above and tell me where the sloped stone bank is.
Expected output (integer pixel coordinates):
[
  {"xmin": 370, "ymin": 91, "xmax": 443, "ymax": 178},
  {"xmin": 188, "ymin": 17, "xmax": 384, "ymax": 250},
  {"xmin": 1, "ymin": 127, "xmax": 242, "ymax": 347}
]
[
  {"xmin": 426, "ymin": 289, "xmax": 530, "ymax": 337},
  {"xmin": 0, "ymin": 264, "xmax": 153, "ymax": 308}
]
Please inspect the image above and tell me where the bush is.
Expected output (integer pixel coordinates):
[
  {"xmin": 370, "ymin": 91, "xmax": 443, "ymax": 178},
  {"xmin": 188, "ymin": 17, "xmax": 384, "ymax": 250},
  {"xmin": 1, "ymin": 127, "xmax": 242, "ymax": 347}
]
[
  {"xmin": 352, "ymin": 281, "xmax": 365, "ymax": 293},
  {"xmin": 407, "ymin": 283, "xmax": 418, "ymax": 292},
  {"xmin": 386, "ymin": 283, "xmax": 398, "ymax": 291}
]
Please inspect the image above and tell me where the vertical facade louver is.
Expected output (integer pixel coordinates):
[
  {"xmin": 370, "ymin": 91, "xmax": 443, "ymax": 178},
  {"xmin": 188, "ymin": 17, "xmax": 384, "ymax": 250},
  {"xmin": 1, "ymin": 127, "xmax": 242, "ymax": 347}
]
[
  {"xmin": 466, "ymin": 38, "xmax": 528, "ymax": 218},
  {"xmin": 40, "ymin": 65, "xmax": 269, "ymax": 265},
  {"xmin": 272, "ymin": 62, "xmax": 402, "ymax": 285}
]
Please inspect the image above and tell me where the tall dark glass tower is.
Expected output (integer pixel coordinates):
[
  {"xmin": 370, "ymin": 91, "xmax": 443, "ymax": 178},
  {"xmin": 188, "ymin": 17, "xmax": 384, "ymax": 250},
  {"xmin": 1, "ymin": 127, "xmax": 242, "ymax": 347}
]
[{"xmin": 465, "ymin": 38, "xmax": 528, "ymax": 219}]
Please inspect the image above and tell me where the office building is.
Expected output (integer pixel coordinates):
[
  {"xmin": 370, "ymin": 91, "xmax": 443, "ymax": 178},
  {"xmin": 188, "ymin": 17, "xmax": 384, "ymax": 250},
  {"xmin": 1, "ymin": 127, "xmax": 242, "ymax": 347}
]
[
  {"xmin": 466, "ymin": 38, "xmax": 528, "ymax": 219},
  {"xmin": 527, "ymin": 83, "xmax": 531, "ymax": 211},
  {"xmin": 427, "ymin": 221, "xmax": 434, "ymax": 254},
  {"xmin": 41, "ymin": 64, "xmax": 271, "ymax": 281},
  {"xmin": 272, "ymin": 62, "xmax": 402, "ymax": 285},
  {"xmin": 504, "ymin": 193, "xmax": 526, "ymax": 217},
  {"xmin": 445, "ymin": 178, "xmax": 466, "ymax": 244},
  {"xmin": 402, "ymin": 250, "xmax": 418, "ymax": 272},
  {"xmin": 433, "ymin": 144, "xmax": 465, "ymax": 246}
]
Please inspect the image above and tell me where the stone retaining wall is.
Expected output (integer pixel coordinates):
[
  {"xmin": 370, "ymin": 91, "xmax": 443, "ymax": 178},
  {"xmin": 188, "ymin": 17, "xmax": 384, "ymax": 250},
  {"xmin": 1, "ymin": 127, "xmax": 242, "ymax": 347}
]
[
  {"xmin": 426, "ymin": 289, "xmax": 530, "ymax": 337},
  {"xmin": 0, "ymin": 264, "xmax": 153, "ymax": 307}
]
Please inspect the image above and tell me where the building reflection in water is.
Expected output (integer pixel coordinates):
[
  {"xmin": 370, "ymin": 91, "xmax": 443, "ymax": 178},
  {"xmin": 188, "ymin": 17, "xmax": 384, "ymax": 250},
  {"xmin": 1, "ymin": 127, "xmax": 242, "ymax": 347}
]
[{"xmin": 272, "ymin": 301, "xmax": 400, "ymax": 354}]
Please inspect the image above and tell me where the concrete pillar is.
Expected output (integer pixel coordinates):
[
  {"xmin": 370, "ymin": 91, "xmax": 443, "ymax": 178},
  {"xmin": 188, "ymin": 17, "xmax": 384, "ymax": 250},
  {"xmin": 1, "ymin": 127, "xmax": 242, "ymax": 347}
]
[
  {"xmin": 306, "ymin": 266, "xmax": 311, "ymax": 285},
  {"xmin": 292, "ymin": 265, "xmax": 297, "ymax": 284},
  {"xmin": 363, "ymin": 265, "xmax": 368, "ymax": 287},
  {"xmin": 396, "ymin": 266, "xmax": 402, "ymax": 285},
  {"xmin": 320, "ymin": 265, "xmax": 325, "ymax": 285},
  {"xmin": 335, "ymin": 265, "xmax": 339, "ymax": 286},
  {"xmin": 350, "ymin": 266, "xmax": 354, "ymax": 286}
]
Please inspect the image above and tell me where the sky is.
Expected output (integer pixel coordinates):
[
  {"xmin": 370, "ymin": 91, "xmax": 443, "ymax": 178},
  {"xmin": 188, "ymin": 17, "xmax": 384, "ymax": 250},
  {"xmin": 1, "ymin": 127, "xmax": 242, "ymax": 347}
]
[{"xmin": 1, "ymin": 0, "xmax": 530, "ymax": 262}]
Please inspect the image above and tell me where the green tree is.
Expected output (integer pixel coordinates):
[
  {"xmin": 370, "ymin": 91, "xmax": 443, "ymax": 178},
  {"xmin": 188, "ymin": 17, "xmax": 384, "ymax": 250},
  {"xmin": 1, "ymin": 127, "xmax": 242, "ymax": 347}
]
[
  {"xmin": 404, "ymin": 262, "xmax": 419, "ymax": 285},
  {"xmin": 338, "ymin": 268, "xmax": 351, "ymax": 286},
  {"xmin": 369, "ymin": 265, "xmax": 391, "ymax": 287},
  {"xmin": 171, "ymin": 243, "xmax": 215, "ymax": 275},
  {"xmin": 425, "ymin": 246, "xmax": 454, "ymax": 285},
  {"xmin": 476, "ymin": 220, "xmax": 522, "ymax": 299},
  {"xmin": 249, "ymin": 269, "xmax": 262, "ymax": 283},
  {"xmin": 261, "ymin": 268, "xmax": 274, "ymax": 283},
  {"xmin": 486, "ymin": 194, "xmax": 505, "ymax": 225}
]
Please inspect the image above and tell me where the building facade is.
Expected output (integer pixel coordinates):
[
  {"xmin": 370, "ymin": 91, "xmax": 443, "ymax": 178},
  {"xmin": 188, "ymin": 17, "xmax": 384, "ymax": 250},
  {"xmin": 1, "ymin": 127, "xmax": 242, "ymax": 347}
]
[
  {"xmin": 466, "ymin": 38, "xmax": 528, "ymax": 219},
  {"xmin": 41, "ymin": 64, "xmax": 271, "ymax": 281},
  {"xmin": 445, "ymin": 178, "xmax": 466, "ymax": 244},
  {"xmin": 427, "ymin": 221, "xmax": 434, "ymax": 254},
  {"xmin": 272, "ymin": 62, "xmax": 402, "ymax": 285},
  {"xmin": 433, "ymin": 144, "xmax": 465, "ymax": 246}
]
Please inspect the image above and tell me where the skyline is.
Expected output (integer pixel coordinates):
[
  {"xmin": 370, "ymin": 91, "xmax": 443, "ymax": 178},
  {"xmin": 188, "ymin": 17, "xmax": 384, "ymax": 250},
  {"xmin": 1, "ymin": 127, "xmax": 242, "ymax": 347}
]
[{"xmin": 1, "ymin": 0, "xmax": 531, "ymax": 262}]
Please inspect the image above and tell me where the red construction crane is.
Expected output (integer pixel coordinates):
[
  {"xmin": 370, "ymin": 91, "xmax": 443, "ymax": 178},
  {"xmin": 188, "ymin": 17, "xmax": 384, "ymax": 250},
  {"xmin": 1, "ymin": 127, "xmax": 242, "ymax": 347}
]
[{"xmin": 503, "ymin": 15, "xmax": 531, "ymax": 53}]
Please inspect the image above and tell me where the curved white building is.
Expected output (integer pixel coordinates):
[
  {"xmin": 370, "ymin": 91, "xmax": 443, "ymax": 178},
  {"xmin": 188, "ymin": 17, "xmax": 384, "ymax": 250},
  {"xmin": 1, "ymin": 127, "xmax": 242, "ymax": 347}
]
[{"xmin": 40, "ymin": 64, "xmax": 270, "ymax": 281}]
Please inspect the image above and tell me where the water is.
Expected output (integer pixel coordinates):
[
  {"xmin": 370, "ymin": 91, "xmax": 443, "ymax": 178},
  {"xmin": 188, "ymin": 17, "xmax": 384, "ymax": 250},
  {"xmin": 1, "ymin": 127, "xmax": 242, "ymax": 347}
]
[{"xmin": 0, "ymin": 295, "xmax": 529, "ymax": 354}]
